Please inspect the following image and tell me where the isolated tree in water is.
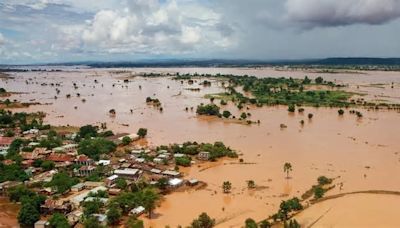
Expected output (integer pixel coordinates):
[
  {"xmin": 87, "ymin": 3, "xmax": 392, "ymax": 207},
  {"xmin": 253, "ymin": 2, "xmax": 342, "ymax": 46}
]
[
  {"xmin": 222, "ymin": 181, "xmax": 232, "ymax": 193},
  {"xmin": 284, "ymin": 162, "xmax": 293, "ymax": 179}
]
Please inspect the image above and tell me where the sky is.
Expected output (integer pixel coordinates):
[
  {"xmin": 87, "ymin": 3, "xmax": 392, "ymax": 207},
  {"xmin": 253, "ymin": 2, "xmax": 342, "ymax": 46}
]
[{"xmin": 0, "ymin": 0, "xmax": 400, "ymax": 64}]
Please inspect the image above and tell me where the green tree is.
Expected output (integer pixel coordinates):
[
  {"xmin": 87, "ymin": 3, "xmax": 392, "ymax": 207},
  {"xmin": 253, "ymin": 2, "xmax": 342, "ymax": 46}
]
[
  {"xmin": 259, "ymin": 220, "xmax": 271, "ymax": 228},
  {"xmin": 288, "ymin": 104, "xmax": 295, "ymax": 113},
  {"xmin": 284, "ymin": 219, "xmax": 300, "ymax": 228},
  {"xmin": 78, "ymin": 138, "xmax": 116, "ymax": 160},
  {"xmin": 41, "ymin": 160, "xmax": 55, "ymax": 171},
  {"xmin": 222, "ymin": 181, "xmax": 232, "ymax": 193},
  {"xmin": 141, "ymin": 188, "xmax": 159, "ymax": 218},
  {"xmin": 222, "ymin": 110, "xmax": 231, "ymax": 118},
  {"xmin": 18, "ymin": 203, "xmax": 40, "ymax": 226},
  {"xmin": 247, "ymin": 180, "xmax": 256, "ymax": 189},
  {"xmin": 137, "ymin": 128, "xmax": 148, "ymax": 138},
  {"xmin": 49, "ymin": 213, "xmax": 70, "ymax": 228},
  {"xmin": 191, "ymin": 212, "xmax": 215, "ymax": 228},
  {"xmin": 122, "ymin": 136, "xmax": 132, "ymax": 145},
  {"xmin": 283, "ymin": 162, "xmax": 292, "ymax": 179},
  {"xmin": 315, "ymin": 77, "xmax": 324, "ymax": 84},
  {"xmin": 46, "ymin": 172, "xmax": 78, "ymax": 194},
  {"xmin": 338, "ymin": 109, "xmax": 345, "ymax": 115},
  {"xmin": 83, "ymin": 199, "xmax": 103, "ymax": 217},
  {"xmin": 84, "ymin": 216, "xmax": 104, "ymax": 228},
  {"xmin": 314, "ymin": 186, "xmax": 325, "ymax": 199},
  {"xmin": 79, "ymin": 125, "xmax": 98, "ymax": 138},
  {"xmin": 107, "ymin": 206, "xmax": 122, "ymax": 225},
  {"xmin": 115, "ymin": 178, "xmax": 128, "ymax": 190},
  {"xmin": 126, "ymin": 217, "xmax": 144, "ymax": 228},
  {"xmin": 245, "ymin": 218, "xmax": 258, "ymax": 228},
  {"xmin": 240, "ymin": 112, "xmax": 248, "ymax": 119}
]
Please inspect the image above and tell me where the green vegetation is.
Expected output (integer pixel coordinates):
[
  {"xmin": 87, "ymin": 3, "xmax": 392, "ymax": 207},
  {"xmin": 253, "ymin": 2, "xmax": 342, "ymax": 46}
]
[
  {"xmin": 162, "ymin": 141, "xmax": 237, "ymax": 161},
  {"xmin": 196, "ymin": 104, "xmax": 220, "ymax": 116},
  {"xmin": 109, "ymin": 188, "xmax": 159, "ymax": 218},
  {"xmin": 107, "ymin": 206, "xmax": 122, "ymax": 225},
  {"xmin": 126, "ymin": 217, "xmax": 144, "ymax": 228},
  {"xmin": 122, "ymin": 136, "xmax": 132, "ymax": 145},
  {"xmin": 49, "ymin": 213, "xmax": 70, "ymax": 228},
  {"xmin": 0, "ymin": 109, "xmax": 49, "ymax": 130},
  {"xmin": 245, "ymin": 218, "xmax": 258, "ymax": 228},
  {"xmin": 222, "ymin": 110, "xmax": 231, "ymax": 118},
  {"xmin": 247, "ymin": 180, "xmax": 256, "ymax": 189},
  {"xmin": 0, "ymin": 162, "xmax": 29, "ymax": 182},
  {"xmin": 191, "ymin": 212, "xmax": 215, "ymax": 228},
  {"xmin": 175, "ymin": 156, "xmax": 192, "ymax": 167},
  {"xmin": 78, "ymin": 138, "xmax": 116, "ymax": 160},
  {"xmin": 284, "ymin": 219, "xmax": 301, "ymax": 228},
  {"xmin": 272, "ymin": 197, "xmax": 303, "ymax": 221},
  {"xmin": 284, "ymin": 162, "xmax": 293, "ymax": 179},
  {"xmin": 137, "ymin": 128, "xmax": 148, "ymax": 138},
  {"xmin": 45, "ymin": 172, "xmax": 79, "ymax": 194}
]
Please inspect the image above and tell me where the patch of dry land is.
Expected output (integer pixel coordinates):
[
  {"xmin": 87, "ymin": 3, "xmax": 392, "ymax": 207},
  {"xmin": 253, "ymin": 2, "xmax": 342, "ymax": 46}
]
[{"xmin": 1, "ymin": 67, "xmax": 400, "ymax": 227}]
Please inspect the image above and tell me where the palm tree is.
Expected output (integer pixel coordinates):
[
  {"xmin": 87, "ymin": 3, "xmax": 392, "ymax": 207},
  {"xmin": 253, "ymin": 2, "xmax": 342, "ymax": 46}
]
[
  {"xmin": 222, "ymin": 181, "xmax": 232, "ymax": 193},
  {"xmin": 283, "ymin": 162, "xmax": 292, "ymax": 179}
]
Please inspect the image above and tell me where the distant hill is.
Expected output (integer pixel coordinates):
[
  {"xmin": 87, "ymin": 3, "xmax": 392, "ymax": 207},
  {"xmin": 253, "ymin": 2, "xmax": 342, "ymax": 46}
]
[{"xmin": 1, "ymin": 58, "xmax": 400, "ymax": 69}]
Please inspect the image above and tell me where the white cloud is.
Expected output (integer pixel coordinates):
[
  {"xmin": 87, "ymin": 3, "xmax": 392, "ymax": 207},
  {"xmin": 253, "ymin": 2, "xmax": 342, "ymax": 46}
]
[
  {"xmin": 286, "ymin": 0, "xmax": 400, "ymax": 28},
  {"xmin": 68, "ymin": 0, "xmax": 235, "ymax": 55},
  {"xmin": 0, "ymin": 33, "xmax": 6, "ymax": 45}
]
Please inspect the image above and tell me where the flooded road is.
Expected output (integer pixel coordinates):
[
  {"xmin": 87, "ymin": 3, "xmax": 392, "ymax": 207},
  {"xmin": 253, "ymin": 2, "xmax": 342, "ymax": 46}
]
[{"xmin": 1, "ymin": 67, "xmax": 400, "ymax": 227}]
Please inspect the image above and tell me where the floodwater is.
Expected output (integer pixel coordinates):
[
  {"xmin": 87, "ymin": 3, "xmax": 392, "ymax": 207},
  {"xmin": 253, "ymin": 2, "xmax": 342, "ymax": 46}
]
[
  {"xmin": 0, "ymin": 197, "xmax": 19, "ymax": 227},
  {"xmin": 294, "ymin": 193, "xmax": 400, "ymax": 227},
  {"xmin": 1, "ymin": 67, "xmax": 400, "ymax": 227}
]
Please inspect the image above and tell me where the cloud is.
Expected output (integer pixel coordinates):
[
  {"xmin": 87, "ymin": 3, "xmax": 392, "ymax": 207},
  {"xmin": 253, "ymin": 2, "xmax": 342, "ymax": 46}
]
[
  {"xmin": 0, "ymin": 33, "xmax": 6, "ymax": 45},
  {"xmin": 286, "ymin": 0, "xmax": 400, "ymax": 28},
  {"xmin": 71, "ymin": 0, "xmax": 235, "ymax": 55}
]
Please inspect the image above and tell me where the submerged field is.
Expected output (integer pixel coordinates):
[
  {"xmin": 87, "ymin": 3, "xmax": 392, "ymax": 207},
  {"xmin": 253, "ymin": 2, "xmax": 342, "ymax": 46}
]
[{"xmin": 1, "ymin": 67, "xmax": 400, "ymax": 227}]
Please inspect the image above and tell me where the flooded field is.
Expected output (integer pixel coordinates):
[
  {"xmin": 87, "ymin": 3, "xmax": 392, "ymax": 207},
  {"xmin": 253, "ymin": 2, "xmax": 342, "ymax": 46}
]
[{"xmin": 1, "ymin": 67, "xmax": 400, "ymax": 227}]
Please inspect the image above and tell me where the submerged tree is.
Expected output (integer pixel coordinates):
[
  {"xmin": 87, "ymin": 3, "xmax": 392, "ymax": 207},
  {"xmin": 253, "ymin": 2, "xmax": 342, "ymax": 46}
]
[
  {"xmin": 222, "ymin": 181, "xmax": 232, "ymax": 193},
  {"xmin": 283, "ymin": 162, "xmax": 293, "ymax": 179}
]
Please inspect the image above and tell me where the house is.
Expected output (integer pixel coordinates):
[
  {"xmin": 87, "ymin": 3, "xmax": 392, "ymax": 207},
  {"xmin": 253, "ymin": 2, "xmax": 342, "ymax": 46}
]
[
  {"xmin": 135, "ymin": 158, "xmax": 145, "ymax": 163},
  {"xmin": 0, "ymin": 181, "xmax": 21, "ymax": 195},
  {"xmin": 105, "ymin": 175, "xmax": 118, "ymax": 187},
  {"xmin": 153, "ymin": 158, "xmax": 164, "ymax": 164},
  {"xmin": 92, "ymin": 214, "xmax": 107, "ymax": 226},
  {"xmin": 53, "ymin": 144, "xmax": 78, "ymax": 153},
  {"xmin": 174, "ymin": 153, "xmax": 186, "ymax": 158},
  {"xmin": 21, "ymin": 149, "xmax": 42, "ymax": 160},
  {"xmin": 47, "ymin": 153, "xmax": 73, "ymax": 163},
  {"xmin": 108, "ymin": 188, "xmax": 121, "ymax": 195},
  {"xmin": 98, "ymin": 160, "xmax": 111, "ymax": 166},
  {"xmin": 22, "ymin": 128, "xmax": 39, "ymax": 136},
  {"xmin": 187, "ymin": 179, "xmax": 199, "ymax": 186},
  {"xmin": 150, "ymin": 168, "xmax": 162, "ymax": 174},
  {"xmin": 114, "ymin": 168, "xmax": 141, "ymax": 180},
  {"xmin": 40, "ymin": 199, "xmax": 72, "ymax": 214},
  {"xmin": 84, "ymin": 197, "xmax": 109, "ymax": 204},
  {"xmin": 162, "ymin": 170, "xmax": 181, "ymax": 177},
  {"xmin": 34, "ymin": 220, "xmax": 49, "ymax": 228},
  {"xmin": 71, "ymin": 186, "xmax": 107, "ymax": 206},
  {"xmin": 78, "ymin": 166, "xmax": 96, "ymax": 177},
  {"xmin": 0, "ymin": 136, "xmax": 13, "ymax": 153},
  {"xmin": 129, "ymin": 206, "xmax": 145, "ymax": 216},
  {"xmin": 67, "ymin": 210, "xmax": 83, "ymax": 226},
  {"xmin": 168, "ymin": 178, "xmax": 183, "ymax": 188},
  {"xmin": 75, "ymin": 155, "xmax": 93, "ymax": 166},
  {"xmin": 118, "ymin": 133, "xmax": 140, "ymax": 141},
  {"xmin": 71, "ymin": 183, "xmax": 85, "ymax": 192},
  {"xmin": 197, "ymin": 151, "xmax": 210, "ymax": 160}
]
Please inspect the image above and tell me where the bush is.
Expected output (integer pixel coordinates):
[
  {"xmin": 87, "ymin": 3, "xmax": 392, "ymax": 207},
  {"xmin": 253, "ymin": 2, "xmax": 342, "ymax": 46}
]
[
  {"xmin": 317, "ymin": 176, "xmax": 332, "ymax": 185},
  {"xmin": 175, "ymin": 156, "xmax": 191, "ymax": 167},
  {"xmin": 137, "ymin": 128, "xmax": 148, "ymax": 138},
  {"xmin": 314, "ymin": 186, "xmax": 325, "ymax": 199},
  {"xmin": 222, "ymin": 110, "xmax": 231, "ymax": 118},
  {"xmin": 196, "ymin": 104, "xmax": 220, "ymax": 116}
]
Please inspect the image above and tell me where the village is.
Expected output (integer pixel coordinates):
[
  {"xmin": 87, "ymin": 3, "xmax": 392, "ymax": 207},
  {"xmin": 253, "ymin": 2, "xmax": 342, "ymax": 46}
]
[{"xmin": 0, "ymin": 110, "xmax": 236, "ymax": 227}]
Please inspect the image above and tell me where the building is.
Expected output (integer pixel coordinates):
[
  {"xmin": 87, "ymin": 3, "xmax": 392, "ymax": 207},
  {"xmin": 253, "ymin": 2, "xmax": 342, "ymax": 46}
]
[
  {"xmin": 75, "ymin": 155, "xmax": 94, "ymax": 166},
  {"xmin": 40, "ymin": 199, "xmax": 72, "ymax": 215},
  {"xmin": 0, "ymin": 136, "xmax": 13, "ymax": 155},
  {"xmin": 34, "ymin": 220, "xmax": 49, "ymax": 228},
  {"xmin": 114, "ymin": 168, "xmax": 141, "ymax": 180},
  {"xmin": 168, "ymin": 178, "xmax": 183, "ymax": 188},
  {"xmin": 197, "ymin": 151, "xmax": 210, "ymax": 160},
  {"xmin": 71, "ymin": 183, "xmax": 85, "ymax": 192},
  {"xmin": 71, "ymin": 186, "xmax": 107, "ymax": 206},
  {"xmin": 105, "ymin": 175, "xmax": 118, "ymax": 187},
  {"xmin": 78, "ymin": 166, "xmax": 96, "ymax": 177},
  {"xmin": 47, "ymin": 153, "xmax": 73, "ymax": 163},
  {"xmin": 162, "ymin": 170, "xmax": 181, "ymax": 177},
  {"xmin": 129, "ymin": 206, "xmax": 145, "ymax": 216},
  {"xmin": 98, "ymin": 160, "xmax": 111, "ymax": 166}
]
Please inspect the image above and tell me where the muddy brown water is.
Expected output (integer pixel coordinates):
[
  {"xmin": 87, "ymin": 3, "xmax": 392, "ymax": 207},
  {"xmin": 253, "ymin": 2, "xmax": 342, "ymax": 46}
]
[{"xmin": 1, "ymin": 67, "xmax": 400, "ymax": 227}]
